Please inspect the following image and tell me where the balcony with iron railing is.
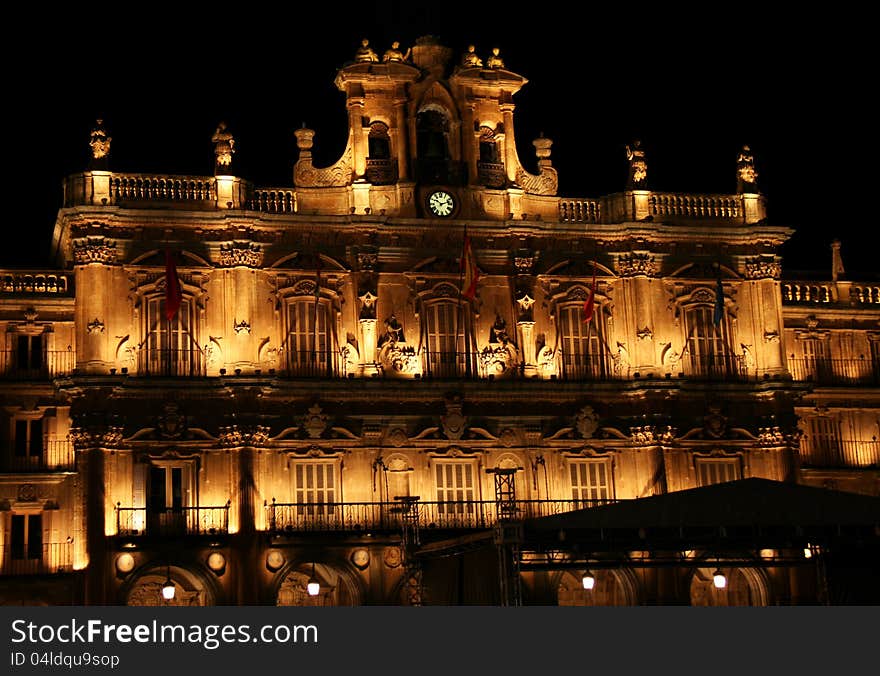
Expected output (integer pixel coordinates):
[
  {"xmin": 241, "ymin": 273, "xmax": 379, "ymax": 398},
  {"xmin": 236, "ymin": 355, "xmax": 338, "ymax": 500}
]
[
  {"xmin": 1, "ymin": 439, "xmax": 76, "ymax": 472},
  {"xmin": 559, "ymin": 353, "xmax": 623, "ymax": 381},
  {"xmin": 799, "ymin": 440, "xmax": 880, "ymax": 469},
  {"xmin": 679, "ymin": 354, "xmax": 749, "ymax": 381},
  {"xmin": 0, "ymin": 349, "xmax": 75, "ymax": 380},
  {"xmin": 788, "ymin": 357, "xmax": 880, "ymax": 386},
  {"xmin": 265, "ymin": 498, "xmax": 612, "ymax": 534},
  {"xmin": 136, "ymin": 348, "xmax": 206, "ymax": 377},
  {"xmin": 277, "ymin": 350, "xmax": 340, "ymax": 378},
  {"xmin": 0, "ymin": 542, "xmax": 74, "ymax": 576},
  {"xmin": 115, "ymin": 502, "xmax": 231, "ymax": 537}
]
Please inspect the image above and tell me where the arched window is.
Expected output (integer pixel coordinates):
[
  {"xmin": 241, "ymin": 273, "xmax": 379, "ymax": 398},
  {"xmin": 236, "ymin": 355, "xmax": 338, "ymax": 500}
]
[
  {"xmin": 366, "ymin": 122, "xmax": 395, "ymax": 185},
  {"xmin": 681, "ymin": 305, "xmax": 736, "ymax": 378},
  {"xmin": 477, "ymin": 126, "xmax": 504, "ymax": 188},
  {"xmin": 423, "ymin": 300, "xmax": 472, "ymax": 378},
  {"xmin": 416, "ymin": 109, "xmax": 450, "ymax": 183},
  {"xmin": 140, "ymin": 296, "xmax": 203, "ymax": 376},
  {"xmin": 558, "ymin": 301, "xmax": 609, "ymax": 380}
]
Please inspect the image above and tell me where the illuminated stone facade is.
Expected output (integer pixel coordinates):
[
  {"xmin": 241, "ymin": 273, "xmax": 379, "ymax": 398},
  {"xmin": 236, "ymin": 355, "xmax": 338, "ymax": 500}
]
[{"xmin": 1, "ymin": 37, "xmax": 877, "ymax": 606}]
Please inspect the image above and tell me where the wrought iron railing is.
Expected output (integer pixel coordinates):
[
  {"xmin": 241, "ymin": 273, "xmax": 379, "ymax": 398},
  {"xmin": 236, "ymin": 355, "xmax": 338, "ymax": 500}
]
[
  {"xmin": 115, "ymin": 502, "xmax": 230, "ymax": 536},
  {"xmin": 1, "ymin": 439, "xmax": 75, "ymax": 472},
  {"xmin": 560, "ymin": 353, "xmax": 621, "ymax": 381},
  {"xmin": 788, "ymin": 357, "xmax": 880, "ymax": 386},
  {"xmin": 422, "ymin": 351, "xmax": 476, "ymax": 378},
  {"xmin": 136, "ymin": 348, "xmax": 206, "ymax": 377},
  {"xmin": 799, "ymin": 440, "xmax": 880, "ymax": 468},
  {"xmin": 279, "ymin": 350, "xmax": 339, "ymax": 378},
  {"xmin": 0, "ymin": 542, "xmax": 73, "ymax": 576},
  {"xmin": 679, "ymin": 354, "xmax": 748, "ymax": 380},
  {"xmin": 265, "ymin": 498, "xmax": 612, "ymax": 533},
  {"xmin": 0, "ymin": 349, "xmax": 75, "ymax": 379}
]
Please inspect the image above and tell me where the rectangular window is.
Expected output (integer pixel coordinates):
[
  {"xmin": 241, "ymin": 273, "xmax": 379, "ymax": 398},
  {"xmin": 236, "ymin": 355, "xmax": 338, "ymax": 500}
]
[
  {"xmin": 807, "ymin": 417, "xmax": 841, "ymax": 464},
  {"xmin": 13, "ymin": 418, "xmax": 43, "ymax": 459},
  {"xmin": 143, "ymin": 297, "xmax": 201, "ymax": 376},
  {"xmin": 425, "ymin": 302, "xmax": 465, "ymax": 377},
  {"xmin": 146, "ymin": 462, "xmax": 195, "ymax": 534},
  {"xmin": 286, "ymin": 300, "xmax": 330, "ymax": 376},
  {"xmin": 684, "ymin": 306, "xmax": 731, "ymax": 377},
  {"xmin": 294, "ymin": 462, "xmax": 336, "ymax": 516},
  {"xmin": 435, "ymin": 461, "xmax": 475, "ymax": 519},
  {"xmin": 696, "ymin": 458, "xmax": 742, "ymax": 486},
  {"xmin": 10, "ymin": 514, "xmax": 42, "ymax": 560},
  {"xmin": 568, "ymin": 460, "xmax": 612, "ymax": 505},
  {"xmin": 559, "ymin": 305, "xmax": 606, "ymax": 380},
  {"xmin": 16, "ymin": 335, "xmax": 44, "ymax": 371},
  {"xmin": 802, "ymin": 338, "xmax": 830, "ymax": 381}
]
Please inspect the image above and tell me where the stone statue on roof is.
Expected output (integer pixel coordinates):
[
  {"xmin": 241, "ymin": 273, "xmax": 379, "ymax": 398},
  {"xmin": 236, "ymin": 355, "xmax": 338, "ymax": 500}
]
[
  {"xmin": 736, "ymin": 145, "xmax": 759, "ymax": 193},
  {"xmin": 212, "ymin": 122, "xmax": 235, "ymax": 175},
  {"xmin": 625, "ymin": 140, "xmax": 648, "ymax": 188},
  {"xmin": 355, "ymin": 39, "xmax": 379, "ymax": 63},
  {"xmin": 383, "ymin": 41, "xmax": 408, "ymax": 62},
  {"xmin": 461, "ymin": 44, "xmax": 483, "ymax": 68},
  {"xmin": 486, "ymin": 47, "xmax": 504, "ymax": 69},
  {"xmin": 89, "ymin": 119, "xmax": 111, "ymax": 169}
]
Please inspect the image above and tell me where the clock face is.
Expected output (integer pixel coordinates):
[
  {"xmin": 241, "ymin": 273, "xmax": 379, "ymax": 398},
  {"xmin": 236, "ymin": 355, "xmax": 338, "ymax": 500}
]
[{"xmin": 427, "ymin": 190, "xmax": 455, "ymax": 217}]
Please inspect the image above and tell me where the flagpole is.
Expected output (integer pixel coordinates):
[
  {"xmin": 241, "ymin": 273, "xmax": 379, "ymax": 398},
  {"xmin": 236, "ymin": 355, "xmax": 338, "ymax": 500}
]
[{"xmin": 457, "ymin": 226, "xmax": 467, "ymax": 378}]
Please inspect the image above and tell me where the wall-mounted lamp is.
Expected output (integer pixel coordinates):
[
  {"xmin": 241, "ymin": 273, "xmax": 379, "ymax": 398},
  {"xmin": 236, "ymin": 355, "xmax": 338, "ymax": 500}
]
[
  {"xmin": 307, "ymin": 562, "xmax": 320, "ymax": 597},
  {"xmin": 581, "ymin": 571, "xmax": 596, "ymax": 590},
  {"xmin": 161, "ymin": 566, "xmax": 176, "ymax": 601},
  {"xmin": 712, "ymin": 569, "xmax": 727, "ymax": 589}
]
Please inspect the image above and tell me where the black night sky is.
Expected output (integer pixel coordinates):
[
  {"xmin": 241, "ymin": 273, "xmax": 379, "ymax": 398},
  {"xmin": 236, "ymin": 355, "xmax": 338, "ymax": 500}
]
[{"xmin": 9, "ymin": 6, "xmax": 872, "ymax": 277}]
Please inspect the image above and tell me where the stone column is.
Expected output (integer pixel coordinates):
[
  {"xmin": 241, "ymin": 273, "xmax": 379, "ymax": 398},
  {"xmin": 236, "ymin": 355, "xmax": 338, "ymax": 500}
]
[
  {"xmin": 348, "ymin": 97, "xmax": 367, "ymax": 178},
  {"xmin": 73, "ymin": 239, "xmax": 119, "ymax": 374},
  {"xmin": 392, "ymin": 96, "xmax": 409, "ymax": 181},
  {"xmin": 360, "ymin": 318, "xmax": 379, "ymax": 376}
]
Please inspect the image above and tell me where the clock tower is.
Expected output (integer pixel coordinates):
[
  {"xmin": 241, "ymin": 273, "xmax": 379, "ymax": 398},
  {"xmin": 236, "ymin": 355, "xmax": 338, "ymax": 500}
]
[{"xmin": 292, "ymin": 36, "xmax": 559, "ymax": 221}]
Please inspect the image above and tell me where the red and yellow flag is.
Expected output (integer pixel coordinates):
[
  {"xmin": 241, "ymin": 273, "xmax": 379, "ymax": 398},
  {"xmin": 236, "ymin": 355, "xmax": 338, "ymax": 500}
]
[{"xmin": 164, "ymin": 249, "xmax": 183, "ymax": 321}]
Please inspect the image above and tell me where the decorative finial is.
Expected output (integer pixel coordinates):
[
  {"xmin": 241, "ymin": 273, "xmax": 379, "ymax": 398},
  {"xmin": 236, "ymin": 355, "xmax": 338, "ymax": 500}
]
[
  {"xmin": 486, "ymin": 47, "xmax": 504, "ymax": 69},
  {"xmin": 625, "ymin": 140, "xmax": 647, "ymax": 189},
  {"xmin": 461, "ymin": 44, "xmax": 483, "ymax": 68},
  {"xmin": 831, "ymin": 239, "xmax": 845, "ymax": 282},
  {"xmin": 736, "ymin": 144, "xmax": 759, "ymax": 193},
  {"xmin": 212, "ymin": 122, "xmax": 235, "ymax": 175},
  {"xmin": 89, "ymin": 119, "xmax": 111, "ymax": 169},
  {"xmin": 355, "ymin": 38, "xmax": 379, "ymax": 63}
]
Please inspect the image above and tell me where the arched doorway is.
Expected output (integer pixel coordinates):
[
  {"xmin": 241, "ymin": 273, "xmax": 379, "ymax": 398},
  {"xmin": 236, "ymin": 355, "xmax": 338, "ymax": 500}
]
[
  {"xmin": 556, "ymin": 569, "xmax": 637, "ymax": 606},
  {"xmin": 125, "ymin": 565, "xmax": 214, "ymax": 606},
  {"xmin": 689, "ymin": 567, "xmax": 768, "ymax": 606},
  {"xmin": 275, "ymin": 562, "xmax": 360, "ymax": 606}
]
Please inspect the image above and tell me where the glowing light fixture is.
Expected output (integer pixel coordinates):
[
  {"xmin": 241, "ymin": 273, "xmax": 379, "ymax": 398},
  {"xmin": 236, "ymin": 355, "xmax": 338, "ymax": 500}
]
[
  {"xmin": 307, "ymin": 562, "xmax": 320, "ymax": 597},
  {"xmin": 712, "ymin": 569, "xmax": 727, "ymax": 589},
  {"xmin": 581, "ymin": 571, "xmax": 596, "ymax": 590},
  {"xmin": 161, "ymin": 566, "xmax": 176, "ymax": 601}
]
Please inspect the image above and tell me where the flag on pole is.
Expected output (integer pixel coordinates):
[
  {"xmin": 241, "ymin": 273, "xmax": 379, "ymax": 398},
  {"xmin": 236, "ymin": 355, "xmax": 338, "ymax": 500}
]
[
  {"xmin": 583, "ymin": 263, "xmax": 597, "ymax": 323},
  {"xmin": 713, "ymin": 274, "xmax": 725, "ymax": 326},
  {"xmin": 460, "ymin": 233, "xmax": 478, "ymax": 300},
  {"xmin": 164, "ymin": 249, "xmax": 183, "ymax": 321}
]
